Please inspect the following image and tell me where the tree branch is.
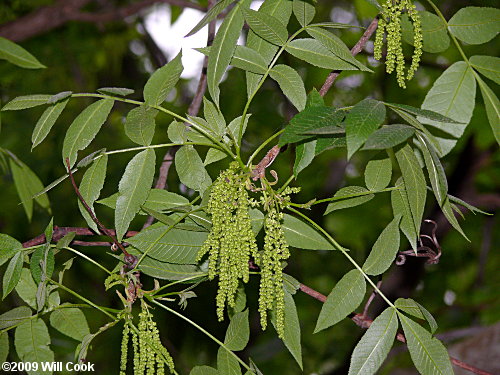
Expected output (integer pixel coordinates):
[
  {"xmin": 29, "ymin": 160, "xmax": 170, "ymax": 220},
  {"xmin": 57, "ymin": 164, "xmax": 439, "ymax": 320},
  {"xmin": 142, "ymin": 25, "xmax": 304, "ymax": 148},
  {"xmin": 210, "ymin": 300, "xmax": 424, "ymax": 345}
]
[{"xmin": 0, "ymin": 0, "xmax": 206, "ymax": 42}]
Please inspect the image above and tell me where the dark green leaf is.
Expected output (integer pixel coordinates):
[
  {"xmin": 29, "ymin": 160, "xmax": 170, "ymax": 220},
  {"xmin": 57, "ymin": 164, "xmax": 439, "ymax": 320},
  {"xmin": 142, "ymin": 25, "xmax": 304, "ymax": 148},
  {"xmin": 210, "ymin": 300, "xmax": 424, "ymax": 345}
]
[
  {"xmin": 115, "ymin": 149, "xmax": 156, "ymax": 240},
  {"xmin": 224, "ymin": 310, "xmax": 250, "ymax": 351},
  {"xmin": 348, "ymin": 307, "xmax": 398, "ymax": 375},
  {"xmin": 270, "ymin": 64, "xmax": 307, "ymax": 111},
  {"xmin": 242, "ymin": 7, "xmax": 288, "ymax": 45},
  {"xmin": 315, "ymin": 269, "xmax": 366, "ymax": 333},
  {"xmin": 395, "ymin": 298, "xmax": 438, "ymax": 334},
  {"xmin": 0, "ymin": 36, "xmax": 45, "ymax": 69},
  {"xmin": 56, "ymin": 232, "xmax": 76, "ymax": 249},
  {"xmin": 32, "ymin": 99, "xmax": 68, "ymax": 149},
  {"xmin": 364, "ymin": 155, "xmax": 392, "ymax": 191},
  {"xmin": 0, "ymin": 306, "xmax": 32, "ymax": 329},
  {"xmin": 470, "ymin": 55, "xmax": 500, "ymax": 85},
  {"xmin": 401, "ymin": 11, "xmax": 450, "ymax": 53},
  {"xmin": 448, "ymin": 7, "xmax": 500, "ymax": 45},
  {"xmin": 294, "ymin": 140, "xmax": 316, "ymax": 177},
  {"xmin": 476, "ymin": 75, "xmax": 500, "ymax": 145},
  {"xmin": 0, "ymin": 233, "xmax": 23, "ymax": 267},
  {"xmin": 0, "ymin": 332, "xmax": 7, "ymax": 363},
  {"xmin": 285, "ymin": 39, "xmax": 358, "ymax": 70},
  {"xmin": 441, "ymin": 197, "xmax": 468, "ymax": 240},
  {"xmin": 391, "ymin": 178, "xmax": 418, "ymax": 251},
  {"xmin": 3, "ymin": 252, "xmax": 23, "ymax": 299},
  {"xmin": 144, "ymin": 52, "xmax": 183, "ymax": 106},
  {"xmin": 282, "ymin": 214, "xmax": 335, "ymax": 250},
  {"xmin": 293, "ymin": 0, "xmax": 315, "ymax": 26},
  {"xmin": 99, "ymin": 189, "xmax": 190, "ymax": 213},
  {"xmin": 324, "ymin": 186, "xmax": 374, "ymax": 214},
  {"xmin": 276, "ymin": 292, "xmax": 302, "ymax": 369},
  {"xmin": 417, "ymin": 134, "xmax": 447, "ymax": 206},
  {"xmin": 385, "ymin": 103, "xmax": 460, "ymax": 124},
  {"xmin": 15, "ymin": 318, "xmax": 54, "ymax": 374},
  {"xmin": 97, "ymin": 87, "xmax": 134, "ymax": 96},
  {"xmin": 14, "ymin": 268, "xmax": 38, "ymax": 309},
  {"xmin": 361, "ymin": 125, "xmax": 415, "ymax": 150},
  {"xmin": 2, "ymin": 94, "xmax": 50, "ymax": 111},
  {"xmin": 30, "ymin": 246, "xmax": 54, "ymax": 284},
  {"xmin": 137, "ymin": 256, "xmax": 206, "ymax": 280},
  {"xmin": 362, "ymin": 215, "xmax": 401, "ymax": 276},
  {"xmin": 62, "ymin": 99, "xmax": 114, "ymax": 167},
  {"xmin": 124, "ymin": 105, "xmax": 158, "ymax": 146},
  {"xmin": 175, "ymin": 146, "xmax": 212, "ymax": 195},
  {"xmin": 345, "ymin": 99, "xmax": 386, "ymax": 159},
  {"xmin": 447, "ymin": 193, "xmax": 490, "ymax": 215},
  {"xmin": 301, "ymin": 125, "xmax": 345, "ymax": 135},
  {"xmin": 50, "ymin": 307, "xmax": 90, "ymax": 341}
]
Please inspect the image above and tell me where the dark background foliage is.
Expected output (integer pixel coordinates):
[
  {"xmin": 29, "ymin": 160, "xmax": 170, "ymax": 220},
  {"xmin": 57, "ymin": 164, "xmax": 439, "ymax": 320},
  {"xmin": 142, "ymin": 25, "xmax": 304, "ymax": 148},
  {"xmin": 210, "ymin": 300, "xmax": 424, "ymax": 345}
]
[{"xmin": 0, "ymin": 0, "xmax": 498, "ymax": 374}]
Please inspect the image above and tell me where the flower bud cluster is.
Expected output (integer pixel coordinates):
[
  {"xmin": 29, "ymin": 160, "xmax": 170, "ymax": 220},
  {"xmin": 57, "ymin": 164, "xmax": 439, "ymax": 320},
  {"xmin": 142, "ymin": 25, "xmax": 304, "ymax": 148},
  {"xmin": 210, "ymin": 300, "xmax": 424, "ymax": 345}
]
[
  {"xmin": 374, "ymin": 0, "xmax": 423, "ymax": 88},
  {"xmin": 197, "ymin": 162, "xmax": 258, "ymax": 321}
]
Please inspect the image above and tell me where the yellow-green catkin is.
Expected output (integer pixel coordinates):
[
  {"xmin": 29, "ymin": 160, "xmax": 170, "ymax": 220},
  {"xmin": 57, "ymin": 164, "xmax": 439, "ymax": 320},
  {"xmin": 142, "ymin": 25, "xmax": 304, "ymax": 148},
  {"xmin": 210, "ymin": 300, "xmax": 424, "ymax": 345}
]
[
  {"xmin": 120, "ymin": 324, "xmax": 129, "ymax": 375},
  {"xmin": 197, "ymin": 162, "xmax": 257, "ymax": 321},
  {"xmin": 374, "ymin": 0, "xmax": 423, "ymax": 88}
]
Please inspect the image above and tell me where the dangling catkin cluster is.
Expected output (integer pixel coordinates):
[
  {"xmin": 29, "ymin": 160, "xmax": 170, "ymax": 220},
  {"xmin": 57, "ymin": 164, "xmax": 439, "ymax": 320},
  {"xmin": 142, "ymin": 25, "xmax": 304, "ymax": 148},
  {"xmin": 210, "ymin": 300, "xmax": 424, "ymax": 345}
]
[
  {"xmin": 197, "ymin": 162, "xmax": 258, "ymax": 321},
  {"xmin": 120, "ymin": 304, "xmax": 175, "ymax": 375},
  {"xmin": 374, "ymin": 0, "xmax": 422, "ymax": 88}
]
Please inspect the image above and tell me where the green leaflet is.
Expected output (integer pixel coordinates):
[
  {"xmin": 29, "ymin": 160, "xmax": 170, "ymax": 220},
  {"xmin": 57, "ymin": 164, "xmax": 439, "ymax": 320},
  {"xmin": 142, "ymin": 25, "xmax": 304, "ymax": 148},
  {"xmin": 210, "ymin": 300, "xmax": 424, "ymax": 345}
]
[
  {"xmin": 14, "ymin": 268, "xmax": 38, "ymax": 309},
  {"xmin": 115, "ymin": 149, "xmax": 156, "ymax": 240},
  {"xmin": 417, "ymin": 134, "xmax": 447, "ymax": 207},
  {"xmin": 441, "ymin": 197, "xmax": 468, "ymax": 240},
  {"xmin": 143, "ymin": 51, "xmax": 183, "ymax": 106},
  {"xmin": 269, "ymin": 64, "xmax": 307, "ymax": 111},
  {"xmin": 0, "ymin": 36, "xmax": 45, "ymax": 69},
  {"xmin": 470, "ymin": 55, "xmax": 500, "ymax": 85},
  {"xmin": 0, "ymin": 332, "xmax": 7, "ymax": 364},
  {"xmin": 395, "ymin": 144, "xmax": 427, "ymax": 249},
  {"xmin": 315, "ymin": 269, "xmax": 366, "ymax": 333},
  {"xmin": 78, "ymin": 154, "xmax": 108, "ymax": 233},
  {"xmin": 175, "ymin": 146, "xmax": 212, "ymax": 195},
  {"xmin": 124, "ymin": 104, "xmax": 158, "ymax": 146},
  {"xmin": 186, "ymin": 0, "xmax": 235, "ymax": 37},
  {"xmin": 96, "ymin": 87, "xmax": 134, "ymax": 96},
  {"xmin": 293, "ymin": 140, "xmax": 316, "ymax": 177},
  {"xmin": 2, "ymin": 252, "xmax": 23, "ymax": 299},
  {"xmin": 391, "ymin": 178, "xmax": 418, "ymax": 251},
  {"xmin": 128, "ymin": 226, "xmax": 207, "ymax": 264},
  {"xmin": 203, "ymin": 97, "xmax": 226, "ymax": 137},
  {"xmin": 282, "ymin": 213, "xmax": 335, "ymax": 250},
  {"xmin": 190, "ymin": 366, "xmax": 219, "ymax": 375},
  {"xmin": 32, "ymin": 99, "xmax": 69, "ymax": 149},
  {"xmin": 364, "ymin": 155, "xmax": 392, "ymax": 191},
  {"xmin": 385, "ymin": 103, "xmax": 460, "ymax": 124},
  {"xmin": 401, "ymin": 11, "xmax": 450, "ymax": 53},
  {"xmin": 50, "ymin": 307, "xmax": 90, "ymax": 341},
  {"xmin": 419, "ymin": 62, "xmax": 476, "ymax": 156},
  {"xmin": 476, "ymin": 75, "xmax": 500, "ymax": 145},
  {"xmin": 9, "ymin": 158, "xmax": 51, "ymax": 221},
  {"xmin": 2, "ymin": 94, "xmax": 51, "ymax": 111},
  {"xmin": 224, "ymin": 310, "xmax": 250, "ymax": 351},
  {"xmin": 395, "ymin": 298, "xmax": 438, "ymax": 334},
  {"xmin": 137, "ymin": 256, "xmax": 205, "ymax": 280},
  {"xmin": 362, "ymin": 125, "xmax": 415, "ymax": 150},
  {"xmin": 0, "ymin": 233, "xmax": 23, "ymax": 266},
  {"xmin": 448, "ymin": 7, "xmax": 500, "ymax": 45},
  {"xmin": 48, "ymin": 91, "xmax": 72, "ymax": 104},
  {"xmin": 168, "ymin": 120, "xmax": 188, "ymax": 144},
  {"xmin": 242, "ymin": 8, "xmax": 288, "ymax": 46},
  {"xmin": 324, "ymin": 186, "xmax": 375, "ymax": 215},
  {"xmin": 62, "ymin": 99, "xmax": 114, "ymax": 168},
  {"xmin": 362, "ymin": 215, "xmax": 402, "ymax": 276},
  {"xmin": 205, "ymin": 148, "xmax": 228, "ymax": 165},
  {"xmin": 231, "ymin": 45, "xmax": 269, "ymax": 74},
  {"xmin": 98, "ymin": 189, "xmax": 190, "ymax": 213},
  {"xmin": 293, "ymin": 0, "xmax": 315, "ymax": 26},
  {"xmin": 348, "ymin": 307, "xmax": 398, "ymax": 375},
  {"xmin": 398, "ymin": 313, "xmax": 453, "ymax": 375},
  {"xmin": 345, "ymin": 99, "xmax": 386, "ymax": 159},
  {"xmin": 0, "ymin": 306, "xmax": 32, "ymax": 330},
  {"xmin": 285, "ymin": 39, "xmax": 358, "ymax": 70},
  {"xmin": 208, "ymin": 0, "xmax": 248, "ymax": 106},
  {"xmin": 30, "ymin": 245, "xmax": 54, "ymax": 284},
  {"xmin": 15, "ymin": 318, "xmax": 54, "ymax": 375},
  {"xmin": 217, "ymin": 347, "xmax": 241, "ymax": 375}
]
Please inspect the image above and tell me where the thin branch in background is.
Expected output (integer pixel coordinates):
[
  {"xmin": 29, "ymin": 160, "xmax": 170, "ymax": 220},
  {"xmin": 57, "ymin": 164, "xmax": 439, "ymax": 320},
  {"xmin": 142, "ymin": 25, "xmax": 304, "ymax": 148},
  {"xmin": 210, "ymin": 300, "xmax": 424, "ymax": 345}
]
[
  {"xmin": 65, "ymin": 158, "xmax": 137, "ymax": 267},
  {"xmin": 363, "ymin": 279, "xmax": 382, "ymax": 317}
]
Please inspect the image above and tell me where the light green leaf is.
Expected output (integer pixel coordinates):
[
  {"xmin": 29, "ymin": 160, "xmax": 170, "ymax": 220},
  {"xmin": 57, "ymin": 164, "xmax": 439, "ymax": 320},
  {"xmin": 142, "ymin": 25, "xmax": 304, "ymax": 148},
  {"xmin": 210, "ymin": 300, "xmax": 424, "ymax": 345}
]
[
  {"xmin": 419, "ymin": 62, "xmax": 476, "ymax": 156},
  {"xmin": 306, "ymin": 27, "xmax": 371, "ymax": 71},
  {"xmin": 56, "ymin": 232, "xmax": 76, "ymax": 249},
  {"xmin": 391, "ymin": 178, "xmax": 418, "ymax": 251},
  {"xmin": 50, "ymin": 307, "xmax": 90, "ymax": 341},
  {"xmin": 78, "ymin": 154, "xmax": 108, "ymax": 233},
  {"xmin": 476, "ymin": 75, "xmax": 500, "ymax": 145},
  {"xmin": 144, "ymin": 51, "xmax": 183, "ymax": 106},
  {"xmin": 115, "ymin": 149, "xmax": 156, "ymax": 240},
  {"xmin": 190, "ymin": 366, "xmax": 219, "ymax": 375},
  {"xmin": 2, "ymin": 252, "xmax": 23, "ymax": 299},
  {"xmin": 230, "ymin": 45, "xmax": 268, "ymax": 74},
  {"xmin": 293, "ymin": 0, "xmax": 315, "ymax": 26},
  {"xmin": 315, "ymin": 269, "xmax": 366, "ymax": 333},
  {"xmin": 137, "ymin": 256, "xmax": 206, "ymax": 280},
  {"xmin": 0, "ymin": 331, "xmax": 8, "ymax": 363},
  {"xmin": 270, "ymin": 64, "xmax": 307, "ymax": 111},
  {"xmin": 277, "ymin": 292, "xmax": 302, "ymax": 369},
  {"xmin": 15, "ymin": 318, "xmax": 54, "ymax": 374},
  {"xmin": 203, "ymin": 97, "xmax": 226, "ymax": 137},
  {"xmin": 470, "ymin": 55, "xmax": 500, "ymax": 85},
  {"xmin": 401, "ymin": 11, "xmax": 450, "ymax": 53},
  {"xmin": 362, "ymin": 125, "xmax": 415, "ymax": 150},
  {"xmin": 224, "ymin": 310, "xmax": 250, "ymax": 351},
  {"xmin": 362, "ymin": 215, "xmax": 401, "ymax": 276},
  {"xmin": 97, "ymin": 87, "xmax": 134, "ymax": 96},
  {"xmin": 31, "ymin": 99, "xmax": 68, "ymax": 149},
  {"xmin": 348, "ymin": 307, "xmax": 398, "ymax": 375},
  {"xmin": 15, "ymin": 268, "xmax": 38, "ymax": 309},
  {"xmin": 294, "ymin": 140, "xmax": 316, "ymax": 177},
  {"xmin": 386, "ymin": 103, "xmax": 460, "ymax": 124},
  {"xmin": 282, "ymin": 214, "xmax": 335, "ymax": 250},
  {"xmin": 124, "ymin": 105, "xmax": 158, "ymax": 146},
  {"xmin": 364, "ymin": 155, "xmax": 392, "ymax": 191},
  {"xmin": 242, "ymin": 7, "xmax": 288, "ymax": 45},
  {"xmin": 345, "ymin": 99, "xmax": 386, "ymax": 159},
  {"xmin": 448, "ymin": 7, "xmax": 500, "ymax": 45},
  {"xmin": 99, "ymin": 189, "xmax": 190, "ymax": 213},
  {"xmin": 208, "ymin": 0, "xmax": 248, "ymax": 106},
  {"xmin": 285, "ymin": 39, "xmax": 358, "ymax": 70},
  {"xmin": 441, "ymin": 197, "xmax": 468, "ymax": 240},
  {"xmin": 395, "ymin": 298, "xmax": 438, "ymax": 334},
  {"xmin": 175, "ymin": 146, "xmax": 211, "ymax": 195},
  {"xmin": 324, "ymin": 186, "xmax": 374, "ymax": 214},
  {"xmin": 279, "ymin": 106, "xmax": 343, "ymax": 146},
  {"xmin": 395, "ymin": 144, "xmax": 427, "ymax": 248},
  {"xmin": 0, "ymin": 36, "xmax": 45, "ymax": 69},
  {"xmin": 246, "ymin": 0, "xmax": 292, "ymax": 98},
  {"xmin": 0, "ymin": 233, "xmax": 23, "ymax": 267},
  {"xmin": 398, "ymin": 313, "xmax": 453, "ymax": 375},
  {"xmin": 2, "ymin": 94, "xmax": 50, "ymax": 111},
  {"xmin": 227, "ymin": 114, "xmax": 251, "ymax": 141},
  {"xmin": 168, "ymin": 120, "xmax": 188, "ymax": 144},
  {"xmin": 301, "ymin": 125, "xmax": 344, "ymax": 135},
  {"xmin": 417, "ymin": 134, "xmax": 447, "ymax": 206},
  {"xmin": 205, "ymin": 148, "xmax": 228, "ymax": 165},
  {"xmin": 128, "ymin": 226, "xmax": 207, "ymax": 264},
  {"xmin": 47, "ymin": 91, "xmax": 72, "ymax": 104},
  {"xmin": 186, "ymin": 0, "xmax": 235, "ymax": 37},
  {"xmin": 30, "ymin": 246, "xmax": 54, "ymax": 284},
  {"xmin": 0, "ymin": 306, "xmax": 32, "ymax": 330},
  {"xmin": 62, "ymin": 99, "xmax": 114, "ymax": 168},
  {"xmin": 217, "ymin": 347, "xmax": 241, "ymax": 375}
]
